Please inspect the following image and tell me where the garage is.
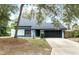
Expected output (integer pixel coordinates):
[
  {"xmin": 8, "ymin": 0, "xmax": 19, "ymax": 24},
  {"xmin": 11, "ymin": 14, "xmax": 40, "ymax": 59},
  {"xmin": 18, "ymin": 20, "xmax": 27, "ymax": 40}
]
[{"xmin": 44, "ymin": 30, "xmax": 62, "ymax": 38}]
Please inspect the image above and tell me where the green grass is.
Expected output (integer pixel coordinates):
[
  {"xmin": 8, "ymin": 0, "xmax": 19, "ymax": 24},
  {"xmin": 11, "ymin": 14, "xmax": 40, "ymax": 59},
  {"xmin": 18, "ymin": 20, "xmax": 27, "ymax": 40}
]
[{"xmin": 27, "ymin": 39, "xmax": 51, "ymax": 48}]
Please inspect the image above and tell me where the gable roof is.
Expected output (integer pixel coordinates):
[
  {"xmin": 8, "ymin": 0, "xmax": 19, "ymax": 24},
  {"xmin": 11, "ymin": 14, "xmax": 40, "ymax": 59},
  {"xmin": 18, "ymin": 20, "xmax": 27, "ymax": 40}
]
[{"xmin": 19, "ymin": 18, "xmax": 67, "ymax": 30}]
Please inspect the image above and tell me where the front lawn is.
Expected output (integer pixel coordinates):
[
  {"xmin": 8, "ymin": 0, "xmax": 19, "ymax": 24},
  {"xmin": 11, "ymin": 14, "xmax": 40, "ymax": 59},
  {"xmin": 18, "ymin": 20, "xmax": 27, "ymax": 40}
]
[{"xmin": 0, "ymin": 38, "xmax": 52, "ymax": 55}]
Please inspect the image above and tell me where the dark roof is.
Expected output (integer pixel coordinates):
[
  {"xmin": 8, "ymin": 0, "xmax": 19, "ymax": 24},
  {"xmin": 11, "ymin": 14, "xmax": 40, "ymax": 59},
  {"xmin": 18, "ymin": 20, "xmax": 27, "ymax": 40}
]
[
  {"xmin": 19, "ymin": 18, "xmax": 67, "ymax": 30},
  {"xmin": 31, "ymin": 23, "xmax": 66, "ymax": 30}
]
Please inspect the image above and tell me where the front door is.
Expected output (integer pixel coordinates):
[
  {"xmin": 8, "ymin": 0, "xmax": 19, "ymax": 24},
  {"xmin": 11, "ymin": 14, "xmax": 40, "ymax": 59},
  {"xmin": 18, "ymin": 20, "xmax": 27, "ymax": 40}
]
[{"xmin": 35, "ymin": 30, "xmax": 40, "ymax": 37}]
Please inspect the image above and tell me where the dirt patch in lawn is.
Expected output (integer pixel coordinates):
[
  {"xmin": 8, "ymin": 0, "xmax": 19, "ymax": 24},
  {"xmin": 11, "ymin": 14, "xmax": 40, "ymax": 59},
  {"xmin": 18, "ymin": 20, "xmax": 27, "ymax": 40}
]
[{"xmin": 0, "ymin": 38, "xmax": 52, "ymax": 55}]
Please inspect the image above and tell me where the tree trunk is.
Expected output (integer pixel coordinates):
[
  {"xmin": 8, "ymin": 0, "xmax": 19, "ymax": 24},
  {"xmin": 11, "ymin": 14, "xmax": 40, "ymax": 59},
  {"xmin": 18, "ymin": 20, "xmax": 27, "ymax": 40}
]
[{"xmin": 14, "ymin": 4, "xmax": 24, "ymax": 38}]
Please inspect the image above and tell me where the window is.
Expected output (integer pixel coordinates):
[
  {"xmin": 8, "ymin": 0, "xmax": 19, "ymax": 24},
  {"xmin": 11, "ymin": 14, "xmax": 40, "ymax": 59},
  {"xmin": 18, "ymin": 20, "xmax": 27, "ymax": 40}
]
[
  {"xmin": 17, "ymin": 29, "xmax": 25, "ymax": 36},
  {"xmin": 17, "ymin": 26, "xmax": 31, "ymax": 37}
]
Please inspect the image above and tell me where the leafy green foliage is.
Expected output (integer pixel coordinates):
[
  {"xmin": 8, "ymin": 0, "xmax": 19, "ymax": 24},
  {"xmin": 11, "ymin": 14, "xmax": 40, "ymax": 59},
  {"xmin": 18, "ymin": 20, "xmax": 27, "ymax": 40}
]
[
  {"xmin": 36, "ymin": 8, "xmax": 44, "ymax": 24},
  {"xmin": 63, "ymin": 4, "xmax": 79, "ymax": 29},
  {"xmin": 22, "ymin": 4, "xmax": 55, "ymax": 25},
  {"xmin": 65, "ymin": 30, "xmax": 79, "ymax": 38},
  {"xmin": 64, "ymin": 4, "xmax": 79, "ymax": 18},
  {"xmin": 72, "ymin": 30, "xmax": 79, "ymax": 38},
  {"xmin": 22, "ymin": 11, "xmax": 32, "ymax": 20},
  {"xmin": 72, "ymin": 23, "xmax": 79, "ymax": 30},
  {"xmin": 0, "ymin": 4, "xmax": 18, "ymax": 36},
  {"xmin": 37, "ymin": 4, "xmax": 55, "ymax": 15},
  {"xmin": 11, "ymin": 22, "xmax": 17, "ymax": 29},
  {"xmin": 52, "ymin": 19, "xmax": 61, "ymax": 27},
  {"xmin": 0, "ymin": 4, "xmax": 18, "ymax": 24}
]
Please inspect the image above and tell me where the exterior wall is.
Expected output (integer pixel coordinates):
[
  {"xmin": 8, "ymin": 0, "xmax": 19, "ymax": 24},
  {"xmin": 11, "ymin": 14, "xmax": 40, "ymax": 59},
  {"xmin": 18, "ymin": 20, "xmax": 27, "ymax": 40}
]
[
  {"xmin": 11, "ymin": 29, "xmax": 36, "ymax": 37},
  {"xmin": 17, "ymin": 29, "xmax": 25, "ymax": 36},
  {"xmin": 31, "ymin": 30, "xmax": 36, "ymax": 37},
  {"xmin": 11, "ymin": 29, "xmax": 64, "ymax": 38},
  {"xmin": 62, "ymin": 30, "xmax": 64, "ymax": 38},
  {"xmin": 11, "ymin": 29, "xmax": 15, "ymax": 37},
  {"xmin": 11, "ymin": 29, "xmax": 25, "ymax": 37}
]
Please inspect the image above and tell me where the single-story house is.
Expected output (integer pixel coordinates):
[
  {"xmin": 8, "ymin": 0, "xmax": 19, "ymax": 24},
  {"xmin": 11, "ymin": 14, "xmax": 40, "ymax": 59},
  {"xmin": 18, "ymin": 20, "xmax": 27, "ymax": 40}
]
[{"xmin": 11, "ymin": 18, "xmax": 67, "ymax": 38}]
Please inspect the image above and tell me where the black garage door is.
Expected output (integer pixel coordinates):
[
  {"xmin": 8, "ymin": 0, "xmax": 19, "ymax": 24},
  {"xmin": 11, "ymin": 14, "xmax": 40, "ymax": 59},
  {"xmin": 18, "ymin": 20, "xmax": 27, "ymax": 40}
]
[{"xmin": 44, "ymin": 30, "xmax": 62, "ymax": 38}]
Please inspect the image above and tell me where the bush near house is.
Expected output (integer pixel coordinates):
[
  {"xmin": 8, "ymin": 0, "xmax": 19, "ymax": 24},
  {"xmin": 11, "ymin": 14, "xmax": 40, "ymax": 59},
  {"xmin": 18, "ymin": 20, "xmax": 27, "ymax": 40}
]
[
  {"xmin": 64, "ymin": 30, "xmax": 73, "ymax": 38},
  {"xmin": 64, "ymin": 30, "xmax": 79, "ymax": 38},
  {"xmin": 72, "ymin": 30, "xmax": 79, "ymax": 38}
]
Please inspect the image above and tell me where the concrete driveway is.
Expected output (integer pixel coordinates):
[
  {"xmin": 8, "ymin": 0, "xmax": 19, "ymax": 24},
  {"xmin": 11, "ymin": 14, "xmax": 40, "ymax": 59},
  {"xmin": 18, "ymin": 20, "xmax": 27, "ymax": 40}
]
[{"xmin": 46, "ymin": 38, "xmax": 79, "ymax": 55}]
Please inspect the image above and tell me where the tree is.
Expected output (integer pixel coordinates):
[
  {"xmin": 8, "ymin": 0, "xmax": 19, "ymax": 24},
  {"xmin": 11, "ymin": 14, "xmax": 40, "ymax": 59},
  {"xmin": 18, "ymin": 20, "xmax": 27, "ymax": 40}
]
[
  {"xmin": 0, "ymin": 4, "xmax": 18, "ymax": 36},
  {"xmin": 72, "ymin": 23, "xmax": 79, "ymax": 30},
  {"xmin": 14, "ymin": 4, "xmax": 24, "ymax": 38},
  {"xmin": 63, "ymin": 4, "xmax": 79, "ymax": 30},
  {"xmin": 22, "ymin": 4, "xmax": 56, "ymax": 24},
  {"xmin": 52, "ymin": 19, "xmax": 61, "ymax": 27}
]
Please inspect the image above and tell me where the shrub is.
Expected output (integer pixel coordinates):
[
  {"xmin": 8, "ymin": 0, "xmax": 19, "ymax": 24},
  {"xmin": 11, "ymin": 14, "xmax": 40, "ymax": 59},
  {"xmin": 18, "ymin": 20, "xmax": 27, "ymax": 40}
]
[
  {"xmin": 72, "ymin": 30, "xmax": 79, "ymax": 38},
  {"xmin": 0, "ymin": 27, "xmax": 10, "ymax": 36},
  {"xmin": 40, "ymin": 33, "xmax": 45, "ymax": 38},
  {"xmin": 40, "ymin": 31, "xmax": 45, "ymax": 38},
  {"xmin": 64, "ymin": 30, "xmax": 73, "ymax": 38},
  {"xmin": 65, "ymin": 30, "xmax": 79, "ymax": 38}
]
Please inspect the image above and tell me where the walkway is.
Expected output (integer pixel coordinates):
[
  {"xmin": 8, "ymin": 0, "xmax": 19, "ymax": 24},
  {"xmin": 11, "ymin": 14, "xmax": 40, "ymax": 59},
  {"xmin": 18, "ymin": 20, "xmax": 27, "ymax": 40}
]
[{"xmin": 46, "ymin": 38, "xmax": 79, "ymax": 55}]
